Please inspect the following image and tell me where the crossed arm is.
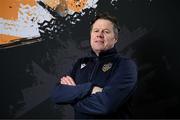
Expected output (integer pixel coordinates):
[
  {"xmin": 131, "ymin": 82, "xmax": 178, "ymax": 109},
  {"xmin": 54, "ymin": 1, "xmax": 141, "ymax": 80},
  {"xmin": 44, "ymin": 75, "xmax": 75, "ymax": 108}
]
[
  {"xmin": 51, "ymin": 59, "xmax": 137, "ymax": 114},
  {"xmin": 60, "ymin": 75, "xmax": 103, "ymax": 94}
]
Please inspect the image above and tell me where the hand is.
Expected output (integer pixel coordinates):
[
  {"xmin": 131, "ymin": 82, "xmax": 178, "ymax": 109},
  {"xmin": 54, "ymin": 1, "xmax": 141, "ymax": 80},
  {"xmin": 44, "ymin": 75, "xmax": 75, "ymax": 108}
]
[
  {"xmin": 60, "ymin": 75, "xmax": 76, "ymax": 86},
  {"xmin": 91, "ymin": 86, "xmax": 103, "ymax": 94}
]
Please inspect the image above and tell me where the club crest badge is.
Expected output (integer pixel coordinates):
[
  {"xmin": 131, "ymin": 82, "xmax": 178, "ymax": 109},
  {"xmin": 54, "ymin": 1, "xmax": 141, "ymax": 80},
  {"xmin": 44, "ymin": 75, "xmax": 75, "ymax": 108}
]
[{"xmin": 102, "ymin": 63, "xmax": 112, "ymax": 72}]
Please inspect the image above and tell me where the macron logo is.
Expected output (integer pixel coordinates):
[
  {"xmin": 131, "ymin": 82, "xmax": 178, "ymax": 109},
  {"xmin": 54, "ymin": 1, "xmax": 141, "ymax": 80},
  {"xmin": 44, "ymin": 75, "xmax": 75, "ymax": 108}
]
[{"xmin": 80, "ymin": 63, "xmax": 86, "ymax": 69}]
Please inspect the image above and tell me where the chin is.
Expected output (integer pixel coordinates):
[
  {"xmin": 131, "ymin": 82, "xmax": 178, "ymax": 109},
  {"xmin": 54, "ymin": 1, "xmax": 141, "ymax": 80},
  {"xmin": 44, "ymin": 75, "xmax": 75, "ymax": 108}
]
[
  {"xmin": 95, "ymin": 49, "xmax": 105, "ymax": 53},
  {"xmin": 94, "ymin": 46, "xmax": 104, "ymax": 50}
]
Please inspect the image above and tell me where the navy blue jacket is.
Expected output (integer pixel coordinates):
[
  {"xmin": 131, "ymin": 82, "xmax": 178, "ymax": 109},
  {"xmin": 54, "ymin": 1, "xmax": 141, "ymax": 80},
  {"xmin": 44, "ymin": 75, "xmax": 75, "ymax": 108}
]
[{"xmin": 51, "ymin": 48, "xmax": 137, "ymax": 119}]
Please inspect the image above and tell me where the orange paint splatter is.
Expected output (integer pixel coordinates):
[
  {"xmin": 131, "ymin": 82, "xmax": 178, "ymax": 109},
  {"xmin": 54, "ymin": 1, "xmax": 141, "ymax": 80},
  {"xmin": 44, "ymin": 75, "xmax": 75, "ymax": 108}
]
[
  {"xmin": 44, "ymin": 0, "xmax": 60, "ymax": 9},
  {"xmin": 0, "ymin": 0, "xmax": 36, "ymax": 44},
  {"xmin": 55, "ymin": 0, "xmax": 68, "ymax": 16},
  {"xmin": 0, "ymin": 0, "xmax": 36, "ymax": 20},
  {"xmin": 0, "ymin": 34, "xmax": 21, "ymax": 44},
  {"xmin": 67, "ymin": 0, "xmax": 87, "ymax": 12},
  {"xmin": 44, "ymin": 0, "xmax": 87, "ymax": 13}
]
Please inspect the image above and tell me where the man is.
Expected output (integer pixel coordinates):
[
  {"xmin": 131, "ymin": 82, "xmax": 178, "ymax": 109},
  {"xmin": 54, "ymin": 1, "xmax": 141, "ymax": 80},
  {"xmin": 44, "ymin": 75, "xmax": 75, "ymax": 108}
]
[{"xmin": 51, "ymin": 13, "xmax": 137, "ymax": 119}]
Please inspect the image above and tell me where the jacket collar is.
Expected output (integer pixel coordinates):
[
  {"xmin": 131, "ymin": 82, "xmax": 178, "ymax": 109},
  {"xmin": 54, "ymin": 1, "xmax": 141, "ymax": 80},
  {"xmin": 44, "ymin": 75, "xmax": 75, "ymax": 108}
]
[{"xmin": 91, "ymin": 47, "xmax": 117, "ymax": 58}]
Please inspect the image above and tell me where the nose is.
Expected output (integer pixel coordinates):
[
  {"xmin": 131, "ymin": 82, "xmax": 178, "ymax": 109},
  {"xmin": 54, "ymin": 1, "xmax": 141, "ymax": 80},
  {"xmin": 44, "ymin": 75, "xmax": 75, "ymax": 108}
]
[{"xmin": 97, "ymin": 31, "xmax": 104, "ymax": 38}]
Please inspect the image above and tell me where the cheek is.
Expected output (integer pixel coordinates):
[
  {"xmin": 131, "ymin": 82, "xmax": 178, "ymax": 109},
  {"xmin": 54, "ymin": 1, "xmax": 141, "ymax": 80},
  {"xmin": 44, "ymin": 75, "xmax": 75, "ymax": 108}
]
[
  {"xmin": 90, "ymin": 34, "xmax": 95, "ymax": 41},
  {"xmin": 105, "ymin": 38, "xmax": 116, "ymax": 47},
  {"xmin": 90, "ymin": 35, "xmax": 94, "ymax": 42},
  {"xmin": 90, "ymin": 34, "xmax": 93, "ymax": 42}
]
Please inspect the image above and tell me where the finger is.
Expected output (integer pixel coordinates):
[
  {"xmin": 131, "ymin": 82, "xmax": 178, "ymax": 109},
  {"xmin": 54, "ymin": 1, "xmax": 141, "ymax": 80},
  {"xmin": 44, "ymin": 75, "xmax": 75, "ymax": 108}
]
[
  {"xmin": 61, "ymin": 76, "xmax": 72, "ymax": 85},
  {"xmin": 67, "ymin": 78, "xmax": 75, "ymax": 85},
  {"xmin": 60, "ymin": 78, "xmax": 66, "ymax": 85},
  {"xmin": 60, "ymin": 80, "xmax": 65, "ymax": 84},
  {"xmin": 66, "ymin": 76, "xmax": 76, "ymax": 85},
  {"xmin": 66, "ymin": 76, "xmax": 73, "ymax": 81},
  {"xmin": 59, "ymin": 77, "xmax": 63, "ymax": 83},
  {"xmin": 60, "ymin": 77, "xmax": 68, "ymax": 85},
  {"xmin": 91, "ymin": 86, "xmax": 103, "ymax": 94},
  {"xmin": 60, "ymin": 76, "xmax": 75, "ymax": 86},
  {"xmin": 64, "ymin": 79, "xmax": 73, "ymax": 85}
]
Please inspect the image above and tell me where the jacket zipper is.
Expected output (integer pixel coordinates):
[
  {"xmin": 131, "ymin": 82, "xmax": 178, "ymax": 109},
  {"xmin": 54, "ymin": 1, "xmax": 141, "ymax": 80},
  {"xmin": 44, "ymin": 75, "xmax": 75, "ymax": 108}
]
[{"xmin": 89, "ymin": 58, "xmax": 99, "ymax": 81}]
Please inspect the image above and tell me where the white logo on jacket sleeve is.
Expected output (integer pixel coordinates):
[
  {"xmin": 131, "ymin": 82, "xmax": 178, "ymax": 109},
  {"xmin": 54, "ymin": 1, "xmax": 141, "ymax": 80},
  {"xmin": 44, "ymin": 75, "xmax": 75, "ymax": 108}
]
[{"xmin": 80, "ymin": 63, "xmax": 86, "ymax": 69}]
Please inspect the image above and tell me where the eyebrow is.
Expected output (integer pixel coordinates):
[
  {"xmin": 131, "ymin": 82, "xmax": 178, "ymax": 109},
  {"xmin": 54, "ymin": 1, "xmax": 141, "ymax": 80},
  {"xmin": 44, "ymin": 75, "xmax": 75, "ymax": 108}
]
[{"xmin": 92, "ymin": 28, "xmax": 111, "ymax": 31}]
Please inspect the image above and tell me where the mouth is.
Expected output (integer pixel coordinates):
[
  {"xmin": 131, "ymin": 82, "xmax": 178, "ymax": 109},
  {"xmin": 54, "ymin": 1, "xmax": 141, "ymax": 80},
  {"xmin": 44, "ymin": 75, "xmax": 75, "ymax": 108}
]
[{"xmin": 95, "ymin": 40, "xmax": 104, "ymax": 44}]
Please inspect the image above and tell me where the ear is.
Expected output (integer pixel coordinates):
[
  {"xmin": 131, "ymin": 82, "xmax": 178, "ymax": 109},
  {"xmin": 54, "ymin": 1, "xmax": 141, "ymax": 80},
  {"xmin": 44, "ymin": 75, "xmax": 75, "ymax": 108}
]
[
  {"xmin": 114, "ymin": 38, "xmax": 118, "ymax": 43},
  {"xmin": 114, "ymin": 34, "xmax": 118, "ymax": 42}
]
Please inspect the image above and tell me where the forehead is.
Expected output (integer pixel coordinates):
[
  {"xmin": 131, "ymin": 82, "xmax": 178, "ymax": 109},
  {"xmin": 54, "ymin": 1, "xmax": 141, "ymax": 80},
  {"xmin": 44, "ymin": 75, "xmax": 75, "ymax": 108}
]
[{"xmin": 92, "ymin": 19, "xmax": 114, "ymax": 29}]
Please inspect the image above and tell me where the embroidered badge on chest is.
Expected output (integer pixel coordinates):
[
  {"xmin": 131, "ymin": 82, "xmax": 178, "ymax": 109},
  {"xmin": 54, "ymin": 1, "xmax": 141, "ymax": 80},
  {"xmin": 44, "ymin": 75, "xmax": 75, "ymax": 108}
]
[
  {"xmin": 102, "ymin": 63, "xmax": 113, "ymax": 72},
  {"xmin": 80, "ymin": 63, "xmax": 86, "ymax": 69}
]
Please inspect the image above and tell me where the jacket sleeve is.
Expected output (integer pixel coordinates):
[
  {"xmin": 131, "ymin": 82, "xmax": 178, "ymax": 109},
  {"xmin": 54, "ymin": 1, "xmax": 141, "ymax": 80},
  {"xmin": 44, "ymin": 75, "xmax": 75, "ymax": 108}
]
[
  {"xmin": 51, "ymin": 58, "xmax": 93, "ymax": 104},
  {"xmin": 51, "ymin": 82, "xmax": 93, "ymax": 104},
  {"xmin": 73, "ymin": 59, "xmax": 137, "ymax": 115}
]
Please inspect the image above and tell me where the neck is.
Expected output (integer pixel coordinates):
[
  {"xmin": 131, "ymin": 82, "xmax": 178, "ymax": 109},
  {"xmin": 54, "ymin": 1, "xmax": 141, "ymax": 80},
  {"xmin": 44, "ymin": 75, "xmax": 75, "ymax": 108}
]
[{"xmin": 94, "ymin": 50, "xmax": 103, "ymax": 56}]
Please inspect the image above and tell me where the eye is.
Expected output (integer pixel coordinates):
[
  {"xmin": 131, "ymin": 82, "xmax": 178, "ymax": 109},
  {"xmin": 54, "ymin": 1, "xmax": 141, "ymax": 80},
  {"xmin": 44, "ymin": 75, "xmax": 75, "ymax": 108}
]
[
  {"xmin": 104, "ymin": 30, "xmax": 110, "ymax": 34},
  {"xmin": 93, "ymin": 29, "xmax": 99, "ymax": 32}
]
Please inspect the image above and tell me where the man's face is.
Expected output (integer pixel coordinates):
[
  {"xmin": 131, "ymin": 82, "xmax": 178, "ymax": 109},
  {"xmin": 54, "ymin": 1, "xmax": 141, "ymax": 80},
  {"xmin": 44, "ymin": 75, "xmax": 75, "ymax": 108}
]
[{"xmin": 90, "ymin": 19, "xmax": 117, "ymax": 55}]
